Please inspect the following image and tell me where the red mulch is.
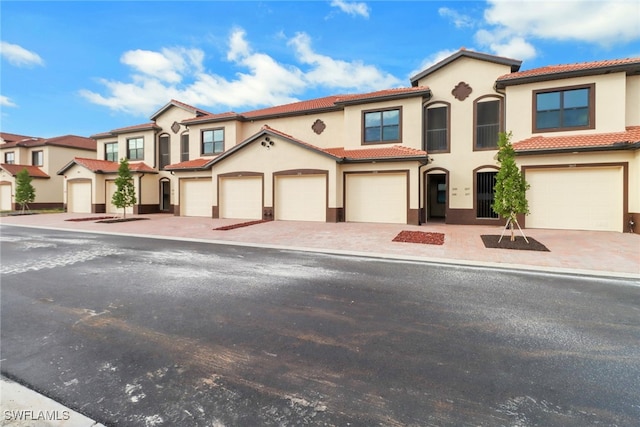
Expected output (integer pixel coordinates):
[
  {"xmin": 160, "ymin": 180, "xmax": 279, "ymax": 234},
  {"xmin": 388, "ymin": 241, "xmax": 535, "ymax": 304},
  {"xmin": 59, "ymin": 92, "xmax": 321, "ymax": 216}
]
[
  {"xmin": 65, "ymin": 216, "xmax": 118, "ymax": 222},
  {"xmin": 392, "ymin": 230, "xmax": 445, "ymax": 245},
  {"xmin": 213, "ymin": 220, "xmax": 270, "ymax": 231}
]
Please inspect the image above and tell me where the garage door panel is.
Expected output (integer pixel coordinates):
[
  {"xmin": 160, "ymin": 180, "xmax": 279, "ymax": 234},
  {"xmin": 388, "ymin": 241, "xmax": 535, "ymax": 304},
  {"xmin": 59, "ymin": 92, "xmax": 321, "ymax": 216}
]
[
  {"xmin": 181, "ymin": 179, "xmax": 212, "ymax": 217},
  {"xmin": 275, "ymin": 175, "xmax": 326, "ymax": 222},
  {"xmin": 219, "ymin": 177, "xmax": 262, "ymax": 220},
  {"xmin": 346, "ymin": 173, "xmax": 407, "ymax": 224},
  {"xmin": 526, "ymin": 167, "xmax": 622, "ymax": 232},
  {"xmin": 0, "ymin": 185, "xmax": 12, "ymax": 211},
  {"xmin": 68, "ymin": 181, "xmax": 92, "ymax": 213},
  {"xmin": 106, "ymin": 181, "xmax": 133, "ymax": 214}
]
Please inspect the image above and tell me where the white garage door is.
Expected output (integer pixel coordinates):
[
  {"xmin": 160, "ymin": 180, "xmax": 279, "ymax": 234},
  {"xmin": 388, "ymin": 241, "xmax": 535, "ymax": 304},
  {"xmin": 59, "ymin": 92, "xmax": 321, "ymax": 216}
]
[
  {"xmin": 275, "ymin": 175, "xmax": 326, "ymax": 222},
  {"xmin": 345, "ymin": 173, "xmax": 407, "ymax": 224},
  {"xmin": 180, "ymin": 179, "xmax": 212, "ymax": 217},
  {"xmin": 0, "ymin": 184, "xmax": 12, "ymax": 211},
  {"xmin": 106, "ymin": 181, "xmax": 134, "ymax": 215},
  {"xmin": 526, "ymin": 166, "xmax": 623, "ymax": 232},
  {"xmin": 219, "ymin": 176, "xmax": 262, "ymax": 220},
  {"xmin": 67, "ymin": 181, "xmax": 92, "ymax": 213}
]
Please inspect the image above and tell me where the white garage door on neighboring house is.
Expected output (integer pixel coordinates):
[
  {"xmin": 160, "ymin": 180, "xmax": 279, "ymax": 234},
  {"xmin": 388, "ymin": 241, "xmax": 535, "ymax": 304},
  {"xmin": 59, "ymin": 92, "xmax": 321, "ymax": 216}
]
[
  {"xmin": 275, "ymin": 174, "xmax": 326, "ymax": 222},
  {"xmin": 180, "ymin": 179, "xmax": 212, "ymax": 217},
  {"xmin": 0, "ymin": 184, "xmax": 12, "ymax": 211},
  {"xmin": 345, "ymin": 172, "xmax": 408, "ymax": 224},
  {"xmin": 67, "ymin": 180, "xmax": 92, "ymax": 213},
  {"xmin": 526, "ymin": 166, "xmax": 623, "ymax": 232},
  {"xmin": 106, "ymin": 181, "xmax": 134, "ymax": 215},
  {"xmin": 219, "ymin": 176, "xmax": 263, "ymax": 220}
]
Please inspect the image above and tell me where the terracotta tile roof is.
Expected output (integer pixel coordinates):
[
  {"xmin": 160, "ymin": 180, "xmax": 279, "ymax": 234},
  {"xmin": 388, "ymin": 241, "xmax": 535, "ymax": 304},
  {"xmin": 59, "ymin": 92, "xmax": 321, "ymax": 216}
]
[
  {"xmin": 334, "ymin": 86, "xmax": 431, "ymax": 105},
  {"xmin": 58, "ymin": 157, "xmax": 157, "ymax": 174},
  {"xmin": 513, "ymin": 126, "xmax": 640, "ymax": 152},
  {"xmin": 0, "ymin": 134, "xmax": 96, "ymax": 151},
  {"xmin": 181, "ymin": 111, "xmax": 241, "ymax": 125},
  {"xmin": 241, "ymin": 95, "xmax": 343, "ymax": 119},
  {"xmin": 164, "ymin": 158, "xmax": 213, "ymax": 170},
  {"xmin": 1, "ymin": 132, "xmax": 40, "ymax": 144},
  {"xmin": 240, "ymin": 88, "xmax": 431, "ymax": 119},
  {"xmin": 0, "ymin": 163, "xmax": 49, "ymax": 178},
  {"xmin": 497, "ymin": 57, "xmax": 640, "ymax": 86},
  {"xmin": 325, "ymin": 145, "xmax": 427, "ymax": 160},
  {"xmin": 92, "ymin": 123, "xmax": 161, "ymax": 138}
]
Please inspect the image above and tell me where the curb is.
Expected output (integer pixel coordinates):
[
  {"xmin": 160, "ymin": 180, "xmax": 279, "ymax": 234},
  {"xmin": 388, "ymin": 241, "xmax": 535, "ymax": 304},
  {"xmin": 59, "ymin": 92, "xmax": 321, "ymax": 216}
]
[{"xmin": 1, "ymin": 376, "xmax": 105, "ymax": 427}]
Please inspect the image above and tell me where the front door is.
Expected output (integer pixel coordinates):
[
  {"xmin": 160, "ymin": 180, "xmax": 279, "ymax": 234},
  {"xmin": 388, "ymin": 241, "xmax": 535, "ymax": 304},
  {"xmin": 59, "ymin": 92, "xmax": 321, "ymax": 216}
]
[
  {"xmin": 427, "ymin": 173, "xmax": 446, "ymax": 221},
  {"xmin": 160, "ymin": 180, "xmax": 171, "ymax": 212}
]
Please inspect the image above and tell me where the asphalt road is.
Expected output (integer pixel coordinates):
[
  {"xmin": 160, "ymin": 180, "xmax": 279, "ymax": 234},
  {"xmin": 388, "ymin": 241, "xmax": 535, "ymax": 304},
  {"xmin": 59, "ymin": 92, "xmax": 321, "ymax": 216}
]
[{"xmin": 1, "ymin": 225, "xmax": 639, "ymax": 427}]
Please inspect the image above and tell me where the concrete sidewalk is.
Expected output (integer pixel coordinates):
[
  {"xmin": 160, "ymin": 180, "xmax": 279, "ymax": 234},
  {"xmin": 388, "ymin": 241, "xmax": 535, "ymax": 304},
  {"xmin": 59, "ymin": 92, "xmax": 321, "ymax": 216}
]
[
  {"xmin": 1, "ymin": 376, "xmax": 105, "ymax": 427},
  {"xmin": 1, "ymin": 212, "xmax": 638, "ymax": 278}
]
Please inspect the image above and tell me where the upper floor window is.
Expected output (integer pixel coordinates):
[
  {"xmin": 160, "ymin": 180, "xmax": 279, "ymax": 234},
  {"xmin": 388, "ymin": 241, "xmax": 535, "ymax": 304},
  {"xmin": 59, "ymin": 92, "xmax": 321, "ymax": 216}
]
[
  {"xmin": 475, "ymin": 99, "xmax": 501, "ymax": 150},
  {"xmin": 181, "ymin": 134, "xmax": 189, "ymax": 162},
  {"xmin": 202, "ymin": 129, "xmax": 224, "ymax": 155},
  {"xmin": 127, "ymin": 137, "xmax": 144, "ymax": 161},
  {"xmin": 425, "ymin": 104, "xmax": 449, "ymax": 152},
  {"xmin": 4, "ymin": 152, "xmax": 15, "ymax": 164},
  {"xmin": 363, "ymin": 108, "xmax": 401, "ymax": 144},
  {"xmin": 105, "ymin": 142, "xmax": 118, "ymax": 162},
  {"xmin": 32, "ymin": 150, "xmax": 43, "ymax": 166},
  {"xmin": 159, "ymin": 135, "xmax": 170, "ymax": 169},
  {"xmin": 534, "ymin": 84, "xmax": 594, "ymax": 132}
]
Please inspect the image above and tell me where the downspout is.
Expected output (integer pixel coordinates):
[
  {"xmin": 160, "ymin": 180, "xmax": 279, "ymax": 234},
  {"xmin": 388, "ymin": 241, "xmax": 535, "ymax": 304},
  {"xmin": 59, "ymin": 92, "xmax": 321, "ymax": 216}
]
[
  {"xmin": 138, "ymin": 173, "xmax": 145, "ymax": 214},
  {"xmin": 417, "ymin": 157, "xmax": 429, "ymax": 226}
]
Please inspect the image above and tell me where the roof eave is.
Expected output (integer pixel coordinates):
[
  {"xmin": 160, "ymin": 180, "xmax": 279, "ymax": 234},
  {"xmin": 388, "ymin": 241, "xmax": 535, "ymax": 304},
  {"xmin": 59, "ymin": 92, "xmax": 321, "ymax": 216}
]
[
  {"xmin": 242, "ymin": 105, "xmax": 344, "ymax": 121},
  {"xmin": 411, "ymin": 50, "xmax": 522, "ymax": 85},
  {"xmin": 342, "ymin": 155, "xmax": 428, "ymax": 163},
  {"xmin": 515, "ymin": 143, "xmax": 638, "ymax": 155},
  {"xmin": 497, "ymin": 63, "xmax": 640, "ymax": 88},
  {"xmin": 335, "ymin": 90, "xmax": 432, "ymax": 106}
]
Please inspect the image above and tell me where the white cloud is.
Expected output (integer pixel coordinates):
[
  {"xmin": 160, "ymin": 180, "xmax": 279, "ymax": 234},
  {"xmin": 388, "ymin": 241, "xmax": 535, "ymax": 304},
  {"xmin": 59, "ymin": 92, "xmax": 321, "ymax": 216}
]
[
  {"xmin": 474, "ymin": 0, "xmax": 640, "ymax": 59},
  {"xmin": 438, "ymin": 7, "xmax": 474, "ymax": 28},
  {"xmin": 330, "ymin": 0, "xmax": 370, "ymax": 18},
  {"xmin": 409, "ymin": 49, "xmax": 459, "ymax": 80},
  {"xmin": 289, "ymin": 32, "xmax": 401, "ymax": 91},
  {"xmin": 1, "ymin": 95, "xmax": 17, "ymax": 107},
  {"xmin": 0, "ymin": 41, "xmax": 44, "ymax": 67},
  {"xmin": 80, "ymin": 28, "xmax": 402, "ymax": 116}
]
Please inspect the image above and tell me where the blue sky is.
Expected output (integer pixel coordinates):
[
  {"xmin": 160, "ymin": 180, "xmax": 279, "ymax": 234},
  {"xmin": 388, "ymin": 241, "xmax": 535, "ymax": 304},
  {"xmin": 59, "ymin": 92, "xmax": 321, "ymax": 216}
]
[{"xmin": 2, "ymin": 0, "xmax": 639, "ymax": 138}]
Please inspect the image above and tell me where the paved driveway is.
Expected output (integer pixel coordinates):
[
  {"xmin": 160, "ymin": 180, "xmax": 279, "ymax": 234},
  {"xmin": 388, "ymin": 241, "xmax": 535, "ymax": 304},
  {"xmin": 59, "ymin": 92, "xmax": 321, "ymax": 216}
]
[{"xmin": 1, "ymin": 213, "xmax": 638, "ymax": 277}]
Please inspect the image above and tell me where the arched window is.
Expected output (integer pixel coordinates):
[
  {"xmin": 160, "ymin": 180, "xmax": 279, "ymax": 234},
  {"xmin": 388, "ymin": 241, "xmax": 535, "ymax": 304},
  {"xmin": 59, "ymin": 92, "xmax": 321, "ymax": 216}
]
[{"xmin": 424, "ymin": 101, "xmax": 450, "ymax": 153}]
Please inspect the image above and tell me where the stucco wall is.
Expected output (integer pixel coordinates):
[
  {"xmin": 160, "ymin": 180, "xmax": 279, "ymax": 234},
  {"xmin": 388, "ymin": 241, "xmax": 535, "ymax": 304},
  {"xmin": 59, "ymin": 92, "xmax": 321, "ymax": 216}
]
[
  {"xmin": 505, "ymin": 72, "xmax": 628, "ymax": 141},
  {"xmin": 417, "ymin": 57, "xmax": 512, "ymax": 211},
  {"xmin": 211, "ymin": 136, "xmax": 338, "ymax": 208}
]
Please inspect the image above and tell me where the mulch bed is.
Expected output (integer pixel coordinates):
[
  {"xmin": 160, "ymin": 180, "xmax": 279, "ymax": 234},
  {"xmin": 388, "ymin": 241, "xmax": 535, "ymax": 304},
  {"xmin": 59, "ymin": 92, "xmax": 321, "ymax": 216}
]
[
  {"xmin": 481, "ymin": 235, "xmax": 550, "ymax": 252},
  {"xmin": 66, "ymin": 216, "xmax": 118, "ymax": 222},
  {"xmin": 96, "ymin": 218, "xmax": 150, "ymax": 224},
  {"xmin": 213, "ymin": 220, "xmax": 270, "ymax": 231},
  {"xmin": 392, "ymin": 230, "xmax": 445, "ymax": 245}
]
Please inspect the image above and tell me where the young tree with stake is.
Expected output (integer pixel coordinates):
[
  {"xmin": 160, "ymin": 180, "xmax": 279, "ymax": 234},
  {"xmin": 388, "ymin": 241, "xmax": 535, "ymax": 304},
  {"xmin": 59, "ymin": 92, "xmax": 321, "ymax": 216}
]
[
  {"xmin": 493, "ymin": 132, "xmax": 530, "ymax": 242},
  {"xmin": 112, "ymin": 158, "xmax": 136, "ymax": 218},
  {"xmin": 14, "ymin": 168, "xmax": 36, "ymax": 214}
]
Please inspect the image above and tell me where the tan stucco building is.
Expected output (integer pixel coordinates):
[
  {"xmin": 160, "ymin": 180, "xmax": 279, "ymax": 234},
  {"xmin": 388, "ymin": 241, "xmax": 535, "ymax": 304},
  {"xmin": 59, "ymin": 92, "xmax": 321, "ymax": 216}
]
[
  {"xmin": 59, "ymin": 50, "xmax": 640, "ymax": 233},
  {"xmin": 0, "ymin": 133, "xmax": 96, "ymax": 210}
]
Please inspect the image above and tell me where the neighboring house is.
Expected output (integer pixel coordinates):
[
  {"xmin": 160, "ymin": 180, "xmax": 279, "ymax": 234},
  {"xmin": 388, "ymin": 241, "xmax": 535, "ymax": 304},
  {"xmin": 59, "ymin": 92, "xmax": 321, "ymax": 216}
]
[
  {"xmin": 59, "ymin": 50, "xmax": 640, "ymax": 233},
  {"xmin": 0, "ymin": 133, "xmax": 96, "ymax": 211}
]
